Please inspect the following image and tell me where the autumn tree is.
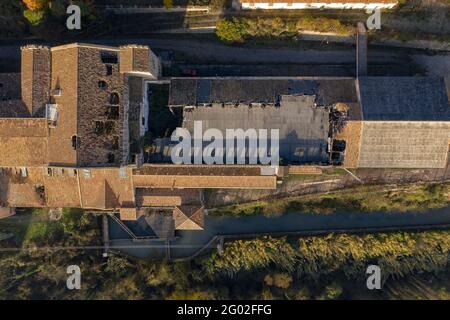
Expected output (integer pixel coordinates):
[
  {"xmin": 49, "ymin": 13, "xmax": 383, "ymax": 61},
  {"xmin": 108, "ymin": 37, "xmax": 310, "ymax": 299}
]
[{"xmin": 22, "ymin": 0, "xmax": 50, "ymax": 11}]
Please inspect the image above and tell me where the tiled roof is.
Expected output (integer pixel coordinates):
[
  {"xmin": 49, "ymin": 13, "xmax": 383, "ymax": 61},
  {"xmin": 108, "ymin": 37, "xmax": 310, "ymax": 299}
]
[
  {"xmin": 358, "ymin": 77, "xmax": 450, "ymax": 121},
  {"xmin": 0, "ymin": 100, "xmax": 30, "ymax": 118},
  {"xmin": 169, "ymin": 78, "xmax": 357, "ymax": 107},
  {"xmin": 0, "ymin": 119, "xmax": 48, "ymax": 167},
  {"xmin": 173, "ymin": 205, "xmax": 204, "ymax": 230},
  {"xmin": 135, "ymin": 188, "xmax": 201, "ymax": 207}
]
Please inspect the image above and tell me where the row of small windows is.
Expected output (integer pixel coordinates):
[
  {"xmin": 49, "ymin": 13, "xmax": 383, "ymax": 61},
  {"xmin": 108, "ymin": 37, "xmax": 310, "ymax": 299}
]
[
  {"xmin": 46, "ymin": 167, "xmax": 77, "ymax": 177},
  {"xmin": 44, "ymin": 167, "xmax": 127, "ymax": 178}
]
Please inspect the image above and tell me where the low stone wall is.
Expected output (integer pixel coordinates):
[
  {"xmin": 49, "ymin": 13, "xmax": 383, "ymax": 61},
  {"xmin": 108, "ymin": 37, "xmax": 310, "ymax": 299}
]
[{"xmin": 288, "ymin": 165, "xmax": 323, "ymax": 175}]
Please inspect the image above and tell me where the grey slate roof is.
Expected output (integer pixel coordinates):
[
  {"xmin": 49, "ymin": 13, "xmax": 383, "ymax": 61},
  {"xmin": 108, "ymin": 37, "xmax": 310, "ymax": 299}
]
[{"xmin": 358, "ymin": 77, "xmax": 450, "ymax": 121}]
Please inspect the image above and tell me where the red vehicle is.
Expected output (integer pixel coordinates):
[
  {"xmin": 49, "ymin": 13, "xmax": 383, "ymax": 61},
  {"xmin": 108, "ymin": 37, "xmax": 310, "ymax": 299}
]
[{"xmin": 181, "ymin": 68, "xmax": 197, "ymax": 76}]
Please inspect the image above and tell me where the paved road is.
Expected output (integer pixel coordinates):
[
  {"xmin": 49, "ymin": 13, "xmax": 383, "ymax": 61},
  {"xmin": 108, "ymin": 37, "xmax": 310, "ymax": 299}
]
[
  {"xmin": 0, "ymin": 38, "xmax": 409, "ymax": 65},
  {"xmin": 109, "ymin": 206, "xmax": 450, "ymax": 260}
]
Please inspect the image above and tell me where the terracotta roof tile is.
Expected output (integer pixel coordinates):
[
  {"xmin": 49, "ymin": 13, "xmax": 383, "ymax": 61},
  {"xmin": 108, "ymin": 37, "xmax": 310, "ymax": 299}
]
[{"xmin": 173, "ymin": 205, "xmax": 204, "ymax": 230}]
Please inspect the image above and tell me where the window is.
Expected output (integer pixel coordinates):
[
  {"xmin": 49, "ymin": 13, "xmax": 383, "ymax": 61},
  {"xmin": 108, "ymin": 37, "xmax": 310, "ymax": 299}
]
[
  {"xmin": 98, "ymin": 81, "xmax": 108, "ymax": 90},
  {"xmin": 141, "ymin": 117, "xmax": 145, "ymax": 126},
  {"xmin": 20, "ymin": 167, "xmax": 27, "ymax": 177},
  {"xmin": 71, "ymin": 135, "xmax": 78, "ymax": 150},
  {"xmin": 106, "ymin": 105, "xmax": 119, "ymax": 120},
  {"xmin": 100, "ymin": 51, "xmax": 118, "ymax": 64},
  {"xmin": 95, "ymin": 121, "xmax": 105, "ymax": 134},
  {"xmin": 106, "ymin": 65, "xmax": 112, "ymax": 76},
  {"xmin": 83, "ymin": 169, "xmax": 91, "ymax": 178},
  {"xmin": 107, "ymin": 153, "xmax": 115, "ymax": 163},
  {"xmin": 45, "ymin": 104, "xmax": 58, "ymax": 122},
  {"xmin": 112, "ymin": 136, "xmax": 119, "ymax": 150},
  {"xmin": 109, "ymin": 92, "xmax": 120, "ymax": 105},
  {"xmin": 295, "ymin": 148, "xmax": 305, "ymax": 157}
]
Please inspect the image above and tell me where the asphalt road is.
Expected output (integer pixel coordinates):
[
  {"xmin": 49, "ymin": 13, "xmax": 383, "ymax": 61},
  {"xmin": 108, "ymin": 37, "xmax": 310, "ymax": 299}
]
[{"xmin": 0, "ymin": 38, "xmax": 409, "ymax": 66}]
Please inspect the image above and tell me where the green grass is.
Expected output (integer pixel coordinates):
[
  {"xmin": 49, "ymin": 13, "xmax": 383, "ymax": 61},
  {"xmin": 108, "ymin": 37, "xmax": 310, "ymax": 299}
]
[{"xmin": 209, "ymin": 182, "xmax": 450, "ymax": 216}]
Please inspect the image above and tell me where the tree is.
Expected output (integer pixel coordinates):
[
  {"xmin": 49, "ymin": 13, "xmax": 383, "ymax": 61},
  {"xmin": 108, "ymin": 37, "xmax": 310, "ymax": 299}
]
[
  {"xmin": 215, "ymin": 18, "xmax": 248, "ymax": 43},
  {"xmin": 22, "ymin": 0, "xmax": 50, "ymax": 11},
  {"xmin": 163, "ymin": 0, "xmax": 173, "ymax": 9},
  {"xmin": 318, "ymin": 282, "xmax": 343, "ymax": 300},
  {"xmin": 264, "ymin": 273, "xmax": 293, "ymax": 289},
  {"xmin": 23, "ymin": 9, "xmax": 46, "ymax": 26}
]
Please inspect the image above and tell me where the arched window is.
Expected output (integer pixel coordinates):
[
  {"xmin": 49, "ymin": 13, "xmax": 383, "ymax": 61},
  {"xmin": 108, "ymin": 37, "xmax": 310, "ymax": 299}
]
[
  {"xmin": 109, "ymin": 92, "xmax": 120, "ymax": 105},
  {"xmin": 71, "ymin": 135, "xmax": 78, "ymax": 150}
]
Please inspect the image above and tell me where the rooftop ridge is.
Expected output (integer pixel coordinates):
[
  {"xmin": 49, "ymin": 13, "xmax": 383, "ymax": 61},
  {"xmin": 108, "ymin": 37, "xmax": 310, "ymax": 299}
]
[{"xmin": 20, "ymin": 44, "xmax": 50, "ymax": 51}]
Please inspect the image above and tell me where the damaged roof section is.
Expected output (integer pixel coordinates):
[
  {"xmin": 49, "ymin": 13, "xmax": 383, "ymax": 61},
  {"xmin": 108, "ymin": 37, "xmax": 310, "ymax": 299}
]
[
  {"xmin": 169, "ymin": 78, "xmax": 357, "ymax": 107},
  {"xmin": 169, "ymin": 78, "xmax": 359, "ymax": 164},
  {"xmin": 182, "ymin": 94, "xmax": 330, "ymax": 164}
]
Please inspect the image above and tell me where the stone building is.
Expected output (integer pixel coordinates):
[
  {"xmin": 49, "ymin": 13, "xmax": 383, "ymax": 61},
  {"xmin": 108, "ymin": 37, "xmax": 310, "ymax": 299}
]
[
  {"xmin": 1, "ymin": 42, "xmax": 450, "ymax": 236},
  {"xmin": 0, "ymin": 44, "xmax": 281, "ymax": 236}
]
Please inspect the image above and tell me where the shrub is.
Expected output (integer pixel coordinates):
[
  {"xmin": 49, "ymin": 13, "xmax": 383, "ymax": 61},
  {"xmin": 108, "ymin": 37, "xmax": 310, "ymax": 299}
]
[
  {"xmin": 215, "ymin": 18, "xmax": 248, "ymax": 43},
  {"xmin": 23, "ymin": 9, "xmax": 45, "ymax": 26},
  {"xmin": 163, "ymin": 0, "xmax": 173, "ymax": 9}
]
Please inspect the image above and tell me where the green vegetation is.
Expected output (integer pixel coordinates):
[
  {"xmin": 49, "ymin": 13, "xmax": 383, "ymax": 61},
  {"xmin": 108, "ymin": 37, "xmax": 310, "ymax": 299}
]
[
  {"xmin": 1, "ymin": 209, "xmax": 449, "ymax": 299},
  {"xmin": 204, "ymin": 231, "xmax": 450, "ymax": 298},
  {"xmin": 215, "ymin": 17, "xmax": 354, "ymax": 43},
  {"xmin": 163, "ymin": 0, "xmax": 173, "ymax": 8},
  {"xmin": 23, "ymin": 9, "xmax": 46, "ymax": 25},
  {"xmin": 207, "ymin": 232, "xmax": 450, "ymax": 280},
  {"xmin": 0, "ymin": 0, "xmax": 98, "ymax": 39},
  {"xmin": 210, "ymin": 183, "xmax": 450, "ymax": 216}
]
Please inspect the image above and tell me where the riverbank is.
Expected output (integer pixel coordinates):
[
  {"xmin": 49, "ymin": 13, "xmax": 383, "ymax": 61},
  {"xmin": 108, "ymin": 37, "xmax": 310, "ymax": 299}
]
[{"xmin": 209, "ymin": 182, "xmax": 450, "ymax": 217}]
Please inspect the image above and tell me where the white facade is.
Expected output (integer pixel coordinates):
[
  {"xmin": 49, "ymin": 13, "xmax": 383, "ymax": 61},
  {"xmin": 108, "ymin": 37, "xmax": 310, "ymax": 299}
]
[{"xmin": 241, "ymin": 2, "xmax": 397, "ymax": 9}]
